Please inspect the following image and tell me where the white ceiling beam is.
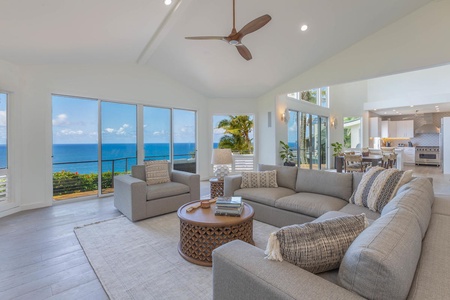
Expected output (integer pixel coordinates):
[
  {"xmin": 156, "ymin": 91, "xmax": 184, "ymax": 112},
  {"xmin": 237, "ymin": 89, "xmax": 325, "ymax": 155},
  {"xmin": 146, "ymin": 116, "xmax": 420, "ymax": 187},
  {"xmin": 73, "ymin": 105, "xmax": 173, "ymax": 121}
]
[{"xmin": 137, "ymin": 0, "xmax": 192, "ymax": 65}]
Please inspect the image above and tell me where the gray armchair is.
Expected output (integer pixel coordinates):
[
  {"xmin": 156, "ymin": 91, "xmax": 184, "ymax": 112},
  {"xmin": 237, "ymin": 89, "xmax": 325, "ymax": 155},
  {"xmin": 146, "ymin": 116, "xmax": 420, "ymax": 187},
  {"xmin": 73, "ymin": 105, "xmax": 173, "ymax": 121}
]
[{"xmin": 114, "ymin": 165, "xmax": 200, "ymax": 221}]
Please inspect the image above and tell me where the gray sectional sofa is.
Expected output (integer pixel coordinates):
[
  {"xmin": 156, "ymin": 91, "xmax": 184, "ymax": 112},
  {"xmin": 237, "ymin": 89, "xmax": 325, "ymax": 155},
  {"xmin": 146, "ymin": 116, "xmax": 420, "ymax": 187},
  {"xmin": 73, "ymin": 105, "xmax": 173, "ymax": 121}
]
[{"xmin": 213, "ymin": 164, "xmax": 450, "ymax": 299}]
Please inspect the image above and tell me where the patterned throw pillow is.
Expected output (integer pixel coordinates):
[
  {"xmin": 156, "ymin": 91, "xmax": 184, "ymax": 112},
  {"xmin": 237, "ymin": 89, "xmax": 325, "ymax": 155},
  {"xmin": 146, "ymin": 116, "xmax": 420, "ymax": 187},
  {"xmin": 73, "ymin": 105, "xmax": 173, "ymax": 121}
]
[
  {"xmin": 144, "ymin": 160, "xmax": 171, "ymax": 185},
  {"xmin": 265, "ymin": 214, "xmax": 368, "ymax": 274},
  {"xmin": 240, "ymin": 170, "xmax": 278, "ymax": 188},
  {"xmin": 349, "ymin": 167, "xmax": 412, "ymax": 212}
]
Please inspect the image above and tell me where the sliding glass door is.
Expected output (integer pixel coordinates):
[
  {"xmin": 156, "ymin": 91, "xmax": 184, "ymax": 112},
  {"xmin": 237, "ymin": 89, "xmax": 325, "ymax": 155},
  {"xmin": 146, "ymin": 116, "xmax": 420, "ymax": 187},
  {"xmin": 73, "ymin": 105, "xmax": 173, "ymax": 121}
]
[
  {"xmin": 290, "ymin": 110, "xmax": 328, "ymax": 170},
  {"xmin": 0, "ymin": 93, "xmax": 10, "ymax": 210},
  {"xmin": 173, "ymin": 109, "xmax": 196, "ymax": 173},
  {"xmin": 100, "ymin": 102, "xmax": 137, "ymax": 195}
]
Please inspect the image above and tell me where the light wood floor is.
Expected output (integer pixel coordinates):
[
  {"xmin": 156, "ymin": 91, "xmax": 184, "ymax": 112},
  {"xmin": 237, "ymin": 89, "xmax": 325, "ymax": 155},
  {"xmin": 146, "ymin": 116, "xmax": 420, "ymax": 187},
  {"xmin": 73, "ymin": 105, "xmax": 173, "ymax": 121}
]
[{"xmin": 0, "ymin": 169, "xmax": 447, "ymax": 299}]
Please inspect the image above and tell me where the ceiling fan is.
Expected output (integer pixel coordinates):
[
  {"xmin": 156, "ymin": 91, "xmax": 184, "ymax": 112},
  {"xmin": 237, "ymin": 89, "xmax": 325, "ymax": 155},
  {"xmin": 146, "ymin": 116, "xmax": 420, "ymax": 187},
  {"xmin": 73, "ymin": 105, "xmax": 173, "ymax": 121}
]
[{"xmin": 185, "ymin": 0, "xmax": 271, "ymax": 61}]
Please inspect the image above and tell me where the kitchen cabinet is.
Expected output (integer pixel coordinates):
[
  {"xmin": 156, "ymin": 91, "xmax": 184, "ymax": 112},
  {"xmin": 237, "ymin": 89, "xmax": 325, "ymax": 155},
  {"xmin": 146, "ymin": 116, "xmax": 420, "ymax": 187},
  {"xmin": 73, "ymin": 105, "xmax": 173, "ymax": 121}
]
[
  {"xmin": 403, "ymin": 147, "xmax": 415, "ymax": 164},
  {"xmin": 381, "ymin": 121, "xmax": 397, "ymax": 138},
  {"xmin": 380, "ymin": 120, "xmax": 413, "ymax": 138},
  {"xmin": 396, "ymin": 120, "xmax": 414, "ymax": 137},
  {"xmin": 369, "ymin": 117, "xmax": 381, "ymax": 137}
]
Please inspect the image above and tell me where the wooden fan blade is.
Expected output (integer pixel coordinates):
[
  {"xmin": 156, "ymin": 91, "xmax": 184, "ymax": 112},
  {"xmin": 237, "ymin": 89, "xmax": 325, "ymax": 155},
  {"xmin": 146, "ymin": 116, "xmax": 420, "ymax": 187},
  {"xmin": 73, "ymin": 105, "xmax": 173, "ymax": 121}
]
[
  {"xmin": 236, "ymin": 44, "xmax": 252, "ymax": 61},
  {"xmin": 185, "ymin": 36, "xmax": 227, "ymax": 41},
  {"xmin": 238, "ymin": 14, "xmax": 271, "ymax": 38}
]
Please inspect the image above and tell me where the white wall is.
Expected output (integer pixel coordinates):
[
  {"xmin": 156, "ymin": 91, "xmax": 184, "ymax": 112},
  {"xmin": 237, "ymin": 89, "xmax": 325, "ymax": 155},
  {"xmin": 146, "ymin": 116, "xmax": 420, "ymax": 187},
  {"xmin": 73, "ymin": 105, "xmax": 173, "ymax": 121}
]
[
  {"xmin": 257, "ymin": 0, "xmax": 450, "ymax": 165},
  {"xmin": 2, "ymin": 63, "xmax": 209, "ymax": 217},
  {"xmin": 365, "ymin": 64, "xmax": 450, "ymax": 110}
]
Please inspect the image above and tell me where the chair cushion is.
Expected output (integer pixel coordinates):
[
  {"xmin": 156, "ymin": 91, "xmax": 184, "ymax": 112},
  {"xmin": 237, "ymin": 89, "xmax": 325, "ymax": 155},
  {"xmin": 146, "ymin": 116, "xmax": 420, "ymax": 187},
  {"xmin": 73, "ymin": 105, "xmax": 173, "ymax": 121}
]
[
  {"xmin": 234, "ymin": 187, "xmax": 295, "ymax": 206},
  {"xmin": 338, "ymin": 208, "xmax": 422, "ymax": 300},
  {"xmin": 144, "ymin": 160, "xmax": 171, "ymax": 185},
  {"xmin": 275, "ymin": 193, "xmax": 348, "ymax": 218},
  {"xmin": 349, "ymin": 167, "xmax": 412, "ymax": 212},
  {"xmin": 240, "ymin": 170, "xmax": 278, "ymax": 188},
  {"xmin": 146, "ymin": 182, "xmax": 189, "ymax": 200},
  {"xmin": 258, "ymin": 164, "xmax": 297, "ymax": 190},
  {"xmin": 265, "ymin": 214, "xmax": 368, "ymax": 274},
  {"xmin": 296, "ymin": 169, "xmax": 353, "ymax": 201}
]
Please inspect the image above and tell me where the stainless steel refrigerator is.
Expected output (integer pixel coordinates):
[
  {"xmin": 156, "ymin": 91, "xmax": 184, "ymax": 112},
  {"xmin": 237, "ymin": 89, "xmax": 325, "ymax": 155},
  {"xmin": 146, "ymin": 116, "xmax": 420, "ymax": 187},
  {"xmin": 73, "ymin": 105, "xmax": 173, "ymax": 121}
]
[{"xmin": 441, "ymin": 117, "xmax": 450, "ymax": 174}]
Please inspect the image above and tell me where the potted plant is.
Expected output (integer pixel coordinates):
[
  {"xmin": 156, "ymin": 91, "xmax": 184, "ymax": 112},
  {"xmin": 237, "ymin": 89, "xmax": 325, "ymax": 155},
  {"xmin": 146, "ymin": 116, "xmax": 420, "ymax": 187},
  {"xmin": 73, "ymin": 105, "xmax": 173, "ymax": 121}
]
[
  {"xmin": 279, "ymin": 141, "xmax": 295, "ymax": 166},
  {"xmin": 331, "ymin": 142, "xmax": 343, "ymax": 171}
]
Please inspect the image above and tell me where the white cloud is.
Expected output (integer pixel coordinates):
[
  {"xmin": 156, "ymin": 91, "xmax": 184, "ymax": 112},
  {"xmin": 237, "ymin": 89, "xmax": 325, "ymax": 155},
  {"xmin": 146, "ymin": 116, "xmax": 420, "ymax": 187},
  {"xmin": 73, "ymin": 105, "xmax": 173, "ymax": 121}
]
[
  {"xmin": 52, "ymin": 113, "xmax": 69, "ymax": 126},
  {"xmin": 153, "ymin": 130, "xmax": 166, "ymax": 136},
  {"xmin": 122, "ymin": 124, "xmax": 129, "ymax": 128},
  {"xmin": 104, "ymin": 128, "xmax": 115, "ymax": 133},
  {"xmin": 0, "ymin": 111, "xmax": 6, "ymax": 126},
  {"xmin": 213, "ymin": 128, "xmax": 225, "ymax": 134},
  {"xmin": 60, "ymin": 129, "xmax": 83, "ymax": 136}
]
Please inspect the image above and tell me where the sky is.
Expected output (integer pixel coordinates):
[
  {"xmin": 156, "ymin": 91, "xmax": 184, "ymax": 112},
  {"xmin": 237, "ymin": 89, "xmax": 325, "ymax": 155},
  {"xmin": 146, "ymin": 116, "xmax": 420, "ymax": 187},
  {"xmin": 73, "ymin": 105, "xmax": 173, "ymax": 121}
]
[
  {"xmin": 52, "ymin": 95, "xmax": 196, "ymax": 144},
  {"xmin": 0, "ymin": 93, "xmax": 7, "ymax": 145}
]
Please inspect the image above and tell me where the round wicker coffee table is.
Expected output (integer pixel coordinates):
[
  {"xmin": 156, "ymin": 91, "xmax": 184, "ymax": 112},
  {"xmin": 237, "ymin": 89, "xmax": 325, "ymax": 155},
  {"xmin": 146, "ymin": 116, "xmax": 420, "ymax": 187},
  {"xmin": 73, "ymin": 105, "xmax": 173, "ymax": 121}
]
[{"xmin": 177, "ymin": 201, "xmax": 254, "ymax": 267}]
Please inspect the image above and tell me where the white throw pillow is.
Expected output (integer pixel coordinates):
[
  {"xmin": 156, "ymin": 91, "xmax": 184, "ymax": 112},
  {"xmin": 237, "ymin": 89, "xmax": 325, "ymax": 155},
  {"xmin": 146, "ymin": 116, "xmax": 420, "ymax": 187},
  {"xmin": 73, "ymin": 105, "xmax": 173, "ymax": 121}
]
[
  {"xmin": 240, "ymin": 170, "xmax": 278, "ymax": 188},
  {"xmin": 144, "ymin": 160, "xmax": 171, "ymax": 185}
]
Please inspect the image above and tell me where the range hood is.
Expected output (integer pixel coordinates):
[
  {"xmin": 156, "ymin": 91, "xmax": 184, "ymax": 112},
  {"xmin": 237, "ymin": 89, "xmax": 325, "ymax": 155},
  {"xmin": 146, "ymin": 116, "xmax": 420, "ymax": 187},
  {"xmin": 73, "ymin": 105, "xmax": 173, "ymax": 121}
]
[{"xmin": 414, "ymin": 114, "xmax": 440, "ymax": 134}]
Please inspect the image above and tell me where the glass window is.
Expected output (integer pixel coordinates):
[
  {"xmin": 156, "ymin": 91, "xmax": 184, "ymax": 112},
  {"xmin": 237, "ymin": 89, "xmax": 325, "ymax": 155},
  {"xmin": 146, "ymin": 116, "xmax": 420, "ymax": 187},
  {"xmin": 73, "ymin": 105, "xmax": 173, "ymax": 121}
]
[
  {"xmin": 101, "ymin": 101, "xmax": 137, "ymax": 195},
  {"xmin": 289, "ymin": 110, "xmax": 329, "ymax": 170},
  {"xmin": 173, "ymin": 109, "xmax": 196, "ymax": 173},
  {"xmin": 0, "ymin": 93, "xmax": 7, "ymax": 204},
  {"xmin": 343, "ymin": 117, "xmax": 362, "ymax": 149},
  {"xmin": 52, "ymin": 95, "xmax": 99, "ymax": 200},
  {"xmin": 143, "ymin": 107, "xmax": 171, "ymax": 161},
  {"xmin": 287, "ymin": 87, "xmax": 329, "ymax": 108}
]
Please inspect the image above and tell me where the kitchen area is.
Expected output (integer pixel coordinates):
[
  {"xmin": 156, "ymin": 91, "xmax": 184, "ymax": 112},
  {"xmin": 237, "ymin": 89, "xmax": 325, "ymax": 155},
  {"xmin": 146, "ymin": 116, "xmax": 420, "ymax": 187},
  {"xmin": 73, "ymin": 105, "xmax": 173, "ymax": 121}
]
[{"xmin": 369, "ymin": 111, "xmax": 450, "ymax": 174}]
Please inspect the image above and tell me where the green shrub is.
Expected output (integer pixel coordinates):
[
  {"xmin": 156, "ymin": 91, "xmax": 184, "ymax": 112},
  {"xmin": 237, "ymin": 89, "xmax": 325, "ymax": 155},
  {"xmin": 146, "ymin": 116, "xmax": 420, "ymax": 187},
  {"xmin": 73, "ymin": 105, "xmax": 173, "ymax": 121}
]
[{"xmin": 53, "ymin": 170, "xmax": 125, "ymax": 196}]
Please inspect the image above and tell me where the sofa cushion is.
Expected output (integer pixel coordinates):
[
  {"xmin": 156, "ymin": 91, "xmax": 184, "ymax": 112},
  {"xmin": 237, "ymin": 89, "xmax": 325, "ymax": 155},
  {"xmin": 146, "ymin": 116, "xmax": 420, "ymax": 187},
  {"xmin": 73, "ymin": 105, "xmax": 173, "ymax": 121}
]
[
  {"xmin": 258, "ymin": 164, "xmax": 298, "ymax": 190},
  {"xmin": 265, "ymin": 214, "xmax": 368, "ymax": 274},
  {"xmin": 146, "ymin": 181, "xmax": 189, "ymax": 200},
  {"xmin": 338, "ymin": 208, "xmax": 422, "ymax": 300},
  {"xmin": 349, "ymin": 167, "xmax": 412, "ymax": 212},
  {"xmin": 144, "ymin": 160, "xmax": 171, "ymax": 185},
  {"xmin": 240, "ymin": 170, "xmax": 278, "ymax": 188},
  {"xmin": 234, "ymin": 187, "xmax": 295, "ymax": 206},
  {"xmin": 275, "ymin": 193, "xmax": 348, "ymax": 218},
  {"xmin": 382, "ymin": 177, "xmax": 434, "ymax": 238},
  {"xmin": 339, "ymin": 203, "xmax": 380, "ymax": 222},
  {"xmin": 295, "ymin": 169, "xmax": 353, "ymax": 200},
  {"xmin": 352, "ymin": 172, "xmax": 364, "ymax": 193},
  {"xmin": 408, "ymin": 214, "xmax": 450, "ymax": 300}
]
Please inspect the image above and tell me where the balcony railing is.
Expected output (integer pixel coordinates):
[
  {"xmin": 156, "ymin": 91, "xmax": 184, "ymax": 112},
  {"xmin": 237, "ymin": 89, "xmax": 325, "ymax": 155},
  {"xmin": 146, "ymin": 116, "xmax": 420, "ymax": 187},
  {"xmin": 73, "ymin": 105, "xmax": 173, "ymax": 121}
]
[{"xmin": 53, "ymin": 155, "xmax": 196, "ymax": 200}]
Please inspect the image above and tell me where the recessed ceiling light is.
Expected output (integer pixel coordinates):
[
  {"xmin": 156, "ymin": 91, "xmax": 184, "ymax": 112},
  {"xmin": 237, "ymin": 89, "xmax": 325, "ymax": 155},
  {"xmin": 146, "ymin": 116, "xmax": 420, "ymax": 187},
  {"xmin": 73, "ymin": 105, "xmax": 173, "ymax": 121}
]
[
  {"xmin": 300, "ymin": 25, "xmax": 308, "ymax": 31},
  {"xmin": 384, "ymin": 112, "xmax": 387, "ymax": 114},
  {"xmin": 393, "ymin": 109, "xmax": 396, "ymax": 111},
  {"xmin": 374, "ymin": 109, "xmax": 377, "ymax": 111},
  {"xmin": 164, "ymin": 0, "xmax": 172, "ymax": 5},
  {"xmin": 410, "ymin": 105, "xmax": 414, "ymax": 107}
]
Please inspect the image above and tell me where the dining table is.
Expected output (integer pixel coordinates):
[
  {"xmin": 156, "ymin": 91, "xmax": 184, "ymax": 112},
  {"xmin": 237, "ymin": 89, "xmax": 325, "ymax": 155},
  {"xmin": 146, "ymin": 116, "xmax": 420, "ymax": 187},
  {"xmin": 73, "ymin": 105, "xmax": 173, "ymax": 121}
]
[{"xmin": 336, "ymin": 154, "xmax": 383, "ymax": 173}]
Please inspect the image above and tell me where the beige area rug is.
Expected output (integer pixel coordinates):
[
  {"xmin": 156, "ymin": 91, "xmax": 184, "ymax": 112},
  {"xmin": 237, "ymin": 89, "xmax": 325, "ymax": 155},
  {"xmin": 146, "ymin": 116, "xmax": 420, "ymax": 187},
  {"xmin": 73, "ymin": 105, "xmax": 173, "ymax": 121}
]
[{"xmin": 74, "ymin": 213, "xmax": 279, "ymax": 300}]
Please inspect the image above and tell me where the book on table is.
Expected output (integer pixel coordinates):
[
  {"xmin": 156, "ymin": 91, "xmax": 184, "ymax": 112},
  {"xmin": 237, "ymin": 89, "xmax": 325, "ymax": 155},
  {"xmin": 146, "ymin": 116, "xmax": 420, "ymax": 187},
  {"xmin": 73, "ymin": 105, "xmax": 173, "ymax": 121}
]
[
  {"xmin": 214, "ymin": 203, "xmax": 244, "ymax": 217},
  {"xmin": 216, "ymin": 196, "xmax": 242, "ymax": 207}
]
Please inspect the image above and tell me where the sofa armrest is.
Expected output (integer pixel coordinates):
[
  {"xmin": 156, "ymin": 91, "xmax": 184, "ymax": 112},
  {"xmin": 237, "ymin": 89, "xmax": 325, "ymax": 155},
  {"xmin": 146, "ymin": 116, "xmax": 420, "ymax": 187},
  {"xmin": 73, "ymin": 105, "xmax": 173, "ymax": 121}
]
[
  {"xmin": 114, "ymin": 174, "xmax": 147, "ymax": 221},
  {"xmin": 171, "ymin": 170, "xmax": 200, "ymax": 200},
  {"xmin": 224, "ymin": 175, "xmax": 242, "ymax": 197},
  {"xmin": 212, "ymin": 240, "xmax": 364, "ymax": 300}
]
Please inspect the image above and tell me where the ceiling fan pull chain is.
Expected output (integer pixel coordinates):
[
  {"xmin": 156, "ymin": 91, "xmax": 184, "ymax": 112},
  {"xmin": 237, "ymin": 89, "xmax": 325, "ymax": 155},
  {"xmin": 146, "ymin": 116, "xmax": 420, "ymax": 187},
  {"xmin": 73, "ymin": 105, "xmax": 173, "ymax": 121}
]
[{"xmin": 233, "ymin": 0, "xmax": 236, "ymax": 32}]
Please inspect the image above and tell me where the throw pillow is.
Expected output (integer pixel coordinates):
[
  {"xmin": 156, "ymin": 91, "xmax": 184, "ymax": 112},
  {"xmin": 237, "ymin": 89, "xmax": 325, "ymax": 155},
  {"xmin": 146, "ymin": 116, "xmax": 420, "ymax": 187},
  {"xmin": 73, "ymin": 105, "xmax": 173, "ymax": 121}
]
[
  {"xmin": 240, "ymin": 170, "xmax": 278, "ymax": 188},
  {"xmin": 144, "ymin": 160, "xmax": 171, "ymax": 185},
  {"xmin": 349, "ymin": 166, "xmax": 412, "ymax": 212},
  {"xmin": 265, "ymin": 214, "xmax": 368, "ymax": 274}
]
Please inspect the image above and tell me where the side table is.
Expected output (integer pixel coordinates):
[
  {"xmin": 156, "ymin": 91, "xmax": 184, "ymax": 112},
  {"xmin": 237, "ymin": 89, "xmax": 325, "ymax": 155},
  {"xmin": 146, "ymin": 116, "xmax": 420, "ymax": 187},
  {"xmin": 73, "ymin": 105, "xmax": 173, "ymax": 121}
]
[{"xmin": 209, "ymin": 178, "xmax": 224, "ymax": 198}]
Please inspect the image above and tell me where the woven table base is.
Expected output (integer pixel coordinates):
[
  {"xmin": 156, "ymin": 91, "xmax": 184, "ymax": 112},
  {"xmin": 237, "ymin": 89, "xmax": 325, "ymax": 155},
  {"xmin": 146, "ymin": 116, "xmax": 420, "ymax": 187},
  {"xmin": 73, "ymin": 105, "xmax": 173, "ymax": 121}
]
[{"xmin": 178, "ymin": 218, "xmax": 254, "ymax": 266}]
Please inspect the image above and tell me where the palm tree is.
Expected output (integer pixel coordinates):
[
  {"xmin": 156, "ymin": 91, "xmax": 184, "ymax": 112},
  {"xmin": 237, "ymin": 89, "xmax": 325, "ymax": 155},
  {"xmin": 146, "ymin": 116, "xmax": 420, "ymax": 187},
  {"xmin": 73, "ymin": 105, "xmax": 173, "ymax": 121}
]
[{"xmin": 217, "ymin": 115, "xmax": 254, "ymax": 154}]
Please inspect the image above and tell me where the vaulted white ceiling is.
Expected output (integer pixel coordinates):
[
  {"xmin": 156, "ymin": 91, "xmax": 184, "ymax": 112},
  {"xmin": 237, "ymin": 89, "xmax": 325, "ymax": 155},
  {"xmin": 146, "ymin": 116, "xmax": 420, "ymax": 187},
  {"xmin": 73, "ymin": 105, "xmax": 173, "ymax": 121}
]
[{"xmin": 0, "ymin": 0, "xmax": 434, "ymax": 98}]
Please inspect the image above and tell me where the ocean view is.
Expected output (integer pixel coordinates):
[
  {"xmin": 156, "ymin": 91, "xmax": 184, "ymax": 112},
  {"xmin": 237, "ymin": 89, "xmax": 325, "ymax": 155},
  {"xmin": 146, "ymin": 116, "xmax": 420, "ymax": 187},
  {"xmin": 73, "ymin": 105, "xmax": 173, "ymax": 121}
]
[{"xmin": 52, "ymin": 143, "xmax": 196, "ymax": 174}]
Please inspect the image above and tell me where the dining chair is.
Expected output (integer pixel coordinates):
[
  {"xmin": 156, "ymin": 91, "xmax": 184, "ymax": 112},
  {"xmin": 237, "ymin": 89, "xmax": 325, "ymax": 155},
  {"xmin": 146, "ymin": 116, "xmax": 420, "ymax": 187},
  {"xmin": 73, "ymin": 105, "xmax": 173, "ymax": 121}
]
[{"xmin": 344, "ymin": 154, "xmax": 364, "ymax": 172}]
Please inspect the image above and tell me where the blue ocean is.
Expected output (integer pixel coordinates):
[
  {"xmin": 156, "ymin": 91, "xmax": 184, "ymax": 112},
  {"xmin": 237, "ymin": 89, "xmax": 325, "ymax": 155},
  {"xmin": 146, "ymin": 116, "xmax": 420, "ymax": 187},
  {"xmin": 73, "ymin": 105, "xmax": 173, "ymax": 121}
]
[{"xmin": 52, "ymin": 143, "xmax": 196, "ymax": 174}]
